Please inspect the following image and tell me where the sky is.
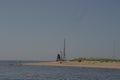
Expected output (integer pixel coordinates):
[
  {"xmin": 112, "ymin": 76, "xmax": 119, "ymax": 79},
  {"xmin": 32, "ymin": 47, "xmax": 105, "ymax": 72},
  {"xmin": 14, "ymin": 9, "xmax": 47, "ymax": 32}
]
[{"xmin": 0, "ymin": 0, "xmax": 120, "ymax": 61}]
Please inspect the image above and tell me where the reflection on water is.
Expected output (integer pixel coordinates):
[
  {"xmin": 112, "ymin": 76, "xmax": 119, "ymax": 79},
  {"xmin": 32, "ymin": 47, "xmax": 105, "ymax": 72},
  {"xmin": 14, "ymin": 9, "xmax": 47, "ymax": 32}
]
[{"xmin": 0, "ymin": 61, "xmax": 120, "ymax": 80}]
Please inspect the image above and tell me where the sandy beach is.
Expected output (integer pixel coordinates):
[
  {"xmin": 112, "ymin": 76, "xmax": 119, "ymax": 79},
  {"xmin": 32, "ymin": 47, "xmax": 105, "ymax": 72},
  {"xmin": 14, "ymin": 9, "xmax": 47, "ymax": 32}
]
[{"xmin": 22, "ymin": 61, "xmax": 120, "ymax": 69}]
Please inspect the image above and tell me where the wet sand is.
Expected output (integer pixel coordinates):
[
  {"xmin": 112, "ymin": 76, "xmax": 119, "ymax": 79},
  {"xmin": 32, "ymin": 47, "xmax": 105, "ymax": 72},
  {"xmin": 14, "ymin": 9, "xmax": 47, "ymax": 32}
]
[{"xmin": 23, "ymin": 61, "xmax": 120, "ymax": 69}]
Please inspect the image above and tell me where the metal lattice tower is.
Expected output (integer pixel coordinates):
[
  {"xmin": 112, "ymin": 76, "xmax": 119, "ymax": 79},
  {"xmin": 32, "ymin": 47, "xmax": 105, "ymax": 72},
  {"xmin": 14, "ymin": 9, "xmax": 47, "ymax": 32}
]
[{"xmin": 63, "ymin": 38, "xmax": 66, "ymax": 60}]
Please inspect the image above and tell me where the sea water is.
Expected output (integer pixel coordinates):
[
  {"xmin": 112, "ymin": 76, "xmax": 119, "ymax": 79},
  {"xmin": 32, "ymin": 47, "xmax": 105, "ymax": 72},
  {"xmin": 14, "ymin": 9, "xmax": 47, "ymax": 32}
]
[{"xmin": 0, "ymin": 61, "xmax": 120, "ymax": 80}]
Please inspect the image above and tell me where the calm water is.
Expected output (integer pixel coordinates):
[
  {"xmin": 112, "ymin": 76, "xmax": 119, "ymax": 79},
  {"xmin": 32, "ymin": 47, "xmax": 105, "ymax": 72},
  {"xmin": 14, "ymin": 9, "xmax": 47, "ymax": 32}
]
[{"xmin": 0, "ymin": 61, "xmax": 120, "ymax": 80}]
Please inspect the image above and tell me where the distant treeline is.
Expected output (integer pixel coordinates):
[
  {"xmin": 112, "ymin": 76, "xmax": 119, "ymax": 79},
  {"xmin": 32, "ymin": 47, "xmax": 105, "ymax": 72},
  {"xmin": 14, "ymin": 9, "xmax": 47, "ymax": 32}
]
[{"xmin": 70, "ymin": 58, "xmax": 120, "ymax": 62}]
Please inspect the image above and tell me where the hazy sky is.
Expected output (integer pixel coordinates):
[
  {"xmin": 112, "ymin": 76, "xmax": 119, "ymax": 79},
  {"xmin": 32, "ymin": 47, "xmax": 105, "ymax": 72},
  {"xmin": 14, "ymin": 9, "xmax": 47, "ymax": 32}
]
[{"xmin": 0, "ymin": 0, "xmax": 120, "ymax": 60}]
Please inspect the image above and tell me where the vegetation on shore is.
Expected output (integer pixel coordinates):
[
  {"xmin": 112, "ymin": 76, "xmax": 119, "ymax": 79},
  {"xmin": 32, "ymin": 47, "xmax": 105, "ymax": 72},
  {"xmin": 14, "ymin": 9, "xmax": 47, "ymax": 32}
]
[{"xmin": 70, "ymin": 58, "xmax": 120, "ymax": 62}]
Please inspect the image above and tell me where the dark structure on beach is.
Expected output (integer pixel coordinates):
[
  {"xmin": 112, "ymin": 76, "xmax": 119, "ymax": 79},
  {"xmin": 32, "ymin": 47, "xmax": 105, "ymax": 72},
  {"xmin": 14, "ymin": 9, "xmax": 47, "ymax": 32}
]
[{"xmin": 56, "ymin": 54, "xmax": 61, "ymax": 61}]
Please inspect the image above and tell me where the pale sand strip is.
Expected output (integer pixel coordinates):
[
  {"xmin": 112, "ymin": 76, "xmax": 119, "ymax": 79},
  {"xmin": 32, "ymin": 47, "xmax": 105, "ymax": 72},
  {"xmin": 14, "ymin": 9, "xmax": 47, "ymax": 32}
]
[{"xmin": 22, "ymin": 61, "xmax": 120, "ymax": 69}]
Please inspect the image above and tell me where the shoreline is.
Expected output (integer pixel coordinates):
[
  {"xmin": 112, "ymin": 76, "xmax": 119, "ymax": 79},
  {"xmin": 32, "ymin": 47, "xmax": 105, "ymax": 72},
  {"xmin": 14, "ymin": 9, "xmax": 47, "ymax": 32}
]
[{"xmin": 22, "ymin": 61, "xmax": 120, "ymax": 69}]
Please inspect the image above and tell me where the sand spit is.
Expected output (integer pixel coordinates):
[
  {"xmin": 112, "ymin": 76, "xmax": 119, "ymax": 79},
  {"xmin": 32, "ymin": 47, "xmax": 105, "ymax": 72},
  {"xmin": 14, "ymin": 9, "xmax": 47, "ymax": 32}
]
[{"xmin": 22, "ymin": 61, "xmax": 120, "ymax": 69}]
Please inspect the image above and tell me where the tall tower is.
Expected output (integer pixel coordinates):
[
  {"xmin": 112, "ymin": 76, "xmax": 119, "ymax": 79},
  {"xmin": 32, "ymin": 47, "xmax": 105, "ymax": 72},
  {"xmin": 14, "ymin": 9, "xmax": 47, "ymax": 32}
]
[{"xmin": 63, "ymin": 38, "xmax": 66, "ymax": 60}]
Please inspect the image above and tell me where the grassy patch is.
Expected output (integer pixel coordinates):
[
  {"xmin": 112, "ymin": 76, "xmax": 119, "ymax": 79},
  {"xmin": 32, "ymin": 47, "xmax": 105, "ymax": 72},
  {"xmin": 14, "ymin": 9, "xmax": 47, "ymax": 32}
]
[{"xmin": 70, "ymin": 58, "xmax": 120, "ymax": 62}]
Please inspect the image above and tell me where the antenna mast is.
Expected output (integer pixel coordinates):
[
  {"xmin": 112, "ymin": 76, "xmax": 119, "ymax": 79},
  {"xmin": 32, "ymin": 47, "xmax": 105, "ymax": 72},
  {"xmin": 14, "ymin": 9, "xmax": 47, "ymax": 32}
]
[{"xmin": 63, "ymin": 38, "xmax": 66, "ymax": 60}]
